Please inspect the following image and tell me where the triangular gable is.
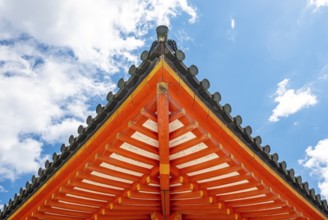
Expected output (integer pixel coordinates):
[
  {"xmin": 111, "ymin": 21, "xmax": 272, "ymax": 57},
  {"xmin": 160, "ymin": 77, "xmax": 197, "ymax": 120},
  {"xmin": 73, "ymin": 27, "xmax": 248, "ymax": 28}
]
[{"xmin": 2, "ymin": 26, "xmax": 327, "ymax": 220}]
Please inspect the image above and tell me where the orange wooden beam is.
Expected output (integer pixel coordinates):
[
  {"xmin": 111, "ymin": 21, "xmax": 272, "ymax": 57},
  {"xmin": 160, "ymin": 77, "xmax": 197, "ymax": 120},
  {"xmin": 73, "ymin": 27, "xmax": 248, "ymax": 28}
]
[
  {"xmin": 37, "ymin": 206, "xmax": 91, "ymax": 218},
  {"xmin": 157, "ymin": 82, "xmax": 171, "ymax": 218},
  {"xmin": 95, "ymin": 154, "xmax": 151, "ymax": 174},
  {"xmin": 141, "ymin": 107, "xmax": 158, "ymax": 122},
  {"xmin": 171, "ymin": 190, "xmax": 204, "ymax": 200},
  {"xmin": 84, "ymin": 162, "xmax": 140, "ymax": 182},
  {"xmin": 136, "ymin": 183, "xmax": 159, "ymax": 193},
  {"xmin": 198, "ymin": 172, "xmax": 250, "ymax": 189},
  {"xmin": 183, "ymin": 214, "xmax": 240, "ymax": 220},
  {"xmin": 118, "ymin": 197, "xmax": 161, "ymax": 206},
  {"xmin": 179, "ymin": 154, "xmax": 232, "ymax": 174},
  {"xmin": 209, "ymin": 181, "xmax": 259, "ymax": 195},
  {"xmin": 169, "ymin": 133, "xmax": 209, "ymax": 155},
  {"xmin": 217, "ymin": 186, "xmax": 267, "ymax": 201},
  {"xmin": 189, "ymin": 164, "xmax": 243, "ymax": 182},
  {"xmin": 171, "ymin": 197, "xmax": 214, "ymax": 206},
  {"xmin": 76, "ymin": 171, "xmax": 131, "ymax": 189},
  {"xmin": 128, "ymin": 120, "xmax": 158, "ymax": 140},
  {"xmin": 233, "ymin": 200, "xmax": 284, "ymax": 212},
  {"xmin": 247, "ymin": 212, "xmax": 299, "ymax": 220},
  {"xmin": 169, "ymin": 108, "xmax": 185, "ymax": 122},
  {"xmin": 242, "ymin": 206, "xmax": 294, "ymax": 217},
  {"xmin": 171, "ymin": 146, "xmax": 221, "ymax": 166},
  {"xmin": 169, "ymin": 121, "xmax": 198, "ymax": 140},
  {"xmin": 59, "ymin": 186, "xmax": 114, "ymax": 202},
  {"xmin": 52, "ymin": 193, "xmax": 106, "ymax": 207},
  {"xmin": 225, "ymin": 194, "xmax": 275, "ymax": 207},
  {"xmin": 31, "ymin": 211, "xmax": 85, "ymax": 220},
  {"xmin": 67, "ymin": 179, "xmax": 122, "ymax": 195},
  {"xmin": 105, "ymin": 145, "xmax": 158, "ymax": 166},
  {"xmin": 44, "ymin": 199, "xmax": 99, "ymax": 213},
  {"xmin": 127, "ymin": 190, "xmax": 161, "ymax": 200}
]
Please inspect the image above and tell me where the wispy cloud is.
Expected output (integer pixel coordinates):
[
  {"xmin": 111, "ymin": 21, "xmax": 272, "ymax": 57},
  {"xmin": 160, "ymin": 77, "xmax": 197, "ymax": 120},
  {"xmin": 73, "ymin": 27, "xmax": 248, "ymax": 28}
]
[
  {"xmin": 227, "ymin": 17, "xmax": 237, "ymax": 42},
  {"xmin": 269, "ymin": 79, "xmax": 317, "ymax": 122},
  {"xmin": 299, "ymin": 138, "xmax": 328, "ymax": 199},
  {"xmin": 307, "ymin": 0, "xmax": 328, "ymax": 10},
  {"xmin": 0, "ymin": 0, "xmax": 197, "ymax": 181}
]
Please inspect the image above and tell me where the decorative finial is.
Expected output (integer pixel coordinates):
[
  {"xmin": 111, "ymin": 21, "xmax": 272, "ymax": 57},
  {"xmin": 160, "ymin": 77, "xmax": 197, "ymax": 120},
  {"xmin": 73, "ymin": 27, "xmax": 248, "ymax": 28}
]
[{"xmin": 156, "ymin": 25, "xmax": 169, "ymax": 42}]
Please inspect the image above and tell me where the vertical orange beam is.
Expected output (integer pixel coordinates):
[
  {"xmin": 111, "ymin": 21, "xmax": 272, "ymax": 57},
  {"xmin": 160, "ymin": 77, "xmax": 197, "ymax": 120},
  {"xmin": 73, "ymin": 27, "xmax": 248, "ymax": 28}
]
[{"xmin": 157, "ymin": 82, "xmax": 170, "ymax": 218}]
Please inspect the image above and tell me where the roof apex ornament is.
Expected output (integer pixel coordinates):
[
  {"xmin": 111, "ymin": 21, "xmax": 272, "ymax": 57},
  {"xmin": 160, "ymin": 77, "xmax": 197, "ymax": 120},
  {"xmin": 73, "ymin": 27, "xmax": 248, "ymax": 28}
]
[{"xmin": 156, "ymin": 25, "xmax": 169, "ymax": 42}]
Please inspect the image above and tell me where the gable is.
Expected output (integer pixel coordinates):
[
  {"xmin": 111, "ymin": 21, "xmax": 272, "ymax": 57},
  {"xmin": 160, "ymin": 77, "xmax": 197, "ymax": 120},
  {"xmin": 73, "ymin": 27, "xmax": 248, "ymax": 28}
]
[{"xmin": 2, "ymin": 26, "xmax": 327, "ymax": 220}]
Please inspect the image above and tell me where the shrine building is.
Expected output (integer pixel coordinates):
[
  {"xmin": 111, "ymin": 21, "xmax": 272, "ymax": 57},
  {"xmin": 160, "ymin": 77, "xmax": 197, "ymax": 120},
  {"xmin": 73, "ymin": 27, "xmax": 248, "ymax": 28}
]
[{"xmin": 1, "ymin": 26, "xmax": 328, "ymax": 220}]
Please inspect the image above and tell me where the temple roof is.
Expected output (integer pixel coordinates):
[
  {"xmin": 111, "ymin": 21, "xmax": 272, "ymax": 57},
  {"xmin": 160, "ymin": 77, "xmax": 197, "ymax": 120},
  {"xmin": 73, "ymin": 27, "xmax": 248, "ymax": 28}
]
[{"xmin": 1, "ymin": 25, "xmax": 328, "ymax": 220}]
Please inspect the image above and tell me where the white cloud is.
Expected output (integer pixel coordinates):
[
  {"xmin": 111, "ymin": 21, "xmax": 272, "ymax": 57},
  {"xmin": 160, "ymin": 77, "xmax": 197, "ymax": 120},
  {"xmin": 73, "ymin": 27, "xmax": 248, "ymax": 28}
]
[
  {"xmin": 0, "ymin": 0, "xmax": 197, "ymax": 72},
  {"xmin": 269, "ymin": 79, "xmax": 317, "ymax": 122},
  {"xmin": 308, "ymin": 0, "xmax": 328, "ymax": 10},
  {"xmin": 300, "ymin": 138, "xmax": 328, "ymax": 199},
  {"xmin": 230, "ymin": 18, "xmax": 235, "ymax": 30},
  {"xmin": 227, "ymin": 17, "xmax": 236, "ymax": 42},
  {"xmin": 0, "ymin": 0, "xmax": 197, "ymax": 181}
]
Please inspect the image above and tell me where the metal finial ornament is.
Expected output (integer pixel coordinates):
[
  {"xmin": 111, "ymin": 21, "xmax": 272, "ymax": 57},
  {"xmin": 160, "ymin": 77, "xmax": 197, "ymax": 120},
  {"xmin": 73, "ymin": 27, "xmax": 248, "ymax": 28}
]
[{"xmin": 156, "ymin": 25, "xmax": 169, "ymax": 42}]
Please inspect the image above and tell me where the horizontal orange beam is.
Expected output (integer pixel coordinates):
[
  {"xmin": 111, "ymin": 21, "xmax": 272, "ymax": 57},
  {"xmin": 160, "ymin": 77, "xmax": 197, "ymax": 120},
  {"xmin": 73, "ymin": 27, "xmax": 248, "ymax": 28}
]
[
  {"xmin": 44, "ymin": 200, "xmax": 99, "ymax": 213},
  {"xmin": 137, "ymin": 183, "xmax": 159, "ymax": 193},
  {"xmin": 38, "ymin": 206, "xmax": 91, "ymax": 218},
  {"xmin": 59, "ymin": 186, "xmax": 114, "ymax": 202},
  {"xmin": 171, "ymin": 197, "xmax": 214, "ymax": 206},
  {"xmin": 189, "ymin": 165, "xmax": 243, "ymax": 182},
  {"xmin": 119, "ymin": 197, "xmax": 161, "ymax": 206},
  {"xmin": 52, "ymin": 193, "xmax": 106, "ymax": 207},
  {"xmin": 170, "ymin": 133, "xmax": 209, "ymax": 155},
  {"xmin": 171, "ymin": 183, "xmax": 194, "ymax": 193},
  {"xmin": 127, "ymin": 191, "xmax": 161, "ymax": 200},
  {"xmin": 242, "ymin": 206, "xmax": 293, "ymax": 217},
  {"xmin": 128, "ymin": 120, "xmax": 158, "ymax": 140},
  {"xmin": 171, "ymin": 190, "xmax": 204, "ymax": 200},
  {"xmin": 68, "ymin": 179, "xmax": 122, "ymax": 195},
  {"xmin": 110, "ymin": 203, "xmax": 161, "ymax": 211},
  {"xmin": 106, "ymin": 145, "xmax": 158, "ymax": 166},
  {"xmin": 117, "ymin": 133, "xmax": 159, "ymax": 155},
  {"xmin": 76, "ymin": 172, "xmax": 131, "ymax": 189},
  {"xmin": 179, "ymin": 154, "xmax": 232, "ymax": 174},
  {"xmin": 224, "ymin": 194, "xmax": 275, "ymax": 207},
  {"xmin": 169, "ymin": 122, "xmax": 198, "ymax": 140},
  {"xmin": 209, "ymin": 181, "xmax": 259, "ymax": 195},
  {"xmin": 31, "ymin": 211, "xmax": 85, "ymax": 220},
  {"xmin": 84, "ymin": 163, "xmax": 139, "ymax": 182},
  {"xmin": 171, "ymin": 146, "xmax": 221, "ymax": 166},
  {"xmin": 198, "ymin": 172, "xmax": 250, "ymax": 189},
  {"xmin": 233, "ymin": 200, "xmax": 284, "ymax": 212},
  {"xmin": 101, "ymin": 209, "xmax": 153, "ymax": 215},
  {"xmin": 140, "ymin": 107, "xmax": 157, "ymax": 122},
  {"xmin": 178, "ymin": 207, "xmax": 230, "ymax": 215},
  {"xmin": 95, "ymin": 154, "xmax": 151, "ymax": 174},
  {"xmin": 183, "ymin": 214, "xmax": 239, "ymax": 220},
  {"xmin": 169, "ymin": 108, "xmax": 185, "ymax": 122},
  {"xmin": 217, "ymin": 187, "xmax": 265, "ymax": 201},
  {"xmin": 248, "ymin": 212, "xmax": 298, "ymax": 220}
]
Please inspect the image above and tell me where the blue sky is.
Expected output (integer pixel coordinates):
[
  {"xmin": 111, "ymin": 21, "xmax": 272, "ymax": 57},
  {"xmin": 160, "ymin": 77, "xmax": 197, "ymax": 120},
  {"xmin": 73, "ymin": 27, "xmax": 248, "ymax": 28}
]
[{"xmin": 1, "ymin": 0, "xmax": 328, "ymax": 209}]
